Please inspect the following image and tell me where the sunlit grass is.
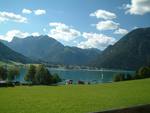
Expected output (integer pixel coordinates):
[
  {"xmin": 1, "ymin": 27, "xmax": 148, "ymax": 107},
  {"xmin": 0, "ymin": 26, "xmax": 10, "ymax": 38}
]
[{"xmin": 0, "ymin": 79, "xmax": 150, "ymax": 113}]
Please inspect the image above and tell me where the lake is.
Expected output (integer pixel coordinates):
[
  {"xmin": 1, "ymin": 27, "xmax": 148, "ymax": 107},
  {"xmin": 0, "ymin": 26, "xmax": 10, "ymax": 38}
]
[
  {"xmin": 16, "ymin": 68, "xmax": 134, "ymax": 84},
  {"xmin": 48, "ymin": 68, "xmax": 134, "ymax": 84}
]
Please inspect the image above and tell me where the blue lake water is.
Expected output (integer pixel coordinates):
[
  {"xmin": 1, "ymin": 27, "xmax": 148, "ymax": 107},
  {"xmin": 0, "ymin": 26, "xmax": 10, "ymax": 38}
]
[
  {"xmin": 16, "ymin": 68, "xmax": 134, "ymax": 84},
  {"xmin": 48, "ymin": 68, "xmax": 134, "ymax": 84}
]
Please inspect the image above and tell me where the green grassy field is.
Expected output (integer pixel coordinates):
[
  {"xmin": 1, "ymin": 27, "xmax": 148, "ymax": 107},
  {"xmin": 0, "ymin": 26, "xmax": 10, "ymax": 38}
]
[{"xmin": 0, "ymin": 79, "xmax": 150, "ymax": 113}]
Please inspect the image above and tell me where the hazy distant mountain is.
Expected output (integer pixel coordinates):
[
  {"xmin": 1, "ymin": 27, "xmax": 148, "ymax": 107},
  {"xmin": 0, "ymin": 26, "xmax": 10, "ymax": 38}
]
[
  {"xmin": 7, "ymin": 35, "xmax": 64, "ymax": 59},
  {"xmin": 0, "ymin": 41, "xmax": 31, "ymax": 63},
  {"xmin": 44, "ymin": 46, "xmax": 101, "ymax": 65},
  {"xmin": 92, "ymin": 27, "xmax": 150, "ymax": 70},
  {"xmin": 4, "ymin": 35, "xmax": 101, "ymax": 65}
]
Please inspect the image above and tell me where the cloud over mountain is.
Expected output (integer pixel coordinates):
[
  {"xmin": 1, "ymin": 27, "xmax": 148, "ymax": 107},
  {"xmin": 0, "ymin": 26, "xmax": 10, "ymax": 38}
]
[
  {"xmin": 0, "ymin": 30, "xmax": 40, "ymax": 41},
  {"xmin": 48, "ymin": 22, "xmax": 81, "ymax": 42},
  {"xmin": 114, "ymin": 28, "xmax": 128, "ymax": 35},
  {"xmin": 78, "ymin": 32, "xmax": 116, "ymax": 50}
]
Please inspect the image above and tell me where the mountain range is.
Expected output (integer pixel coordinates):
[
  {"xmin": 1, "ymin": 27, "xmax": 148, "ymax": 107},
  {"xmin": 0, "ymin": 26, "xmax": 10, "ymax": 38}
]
[
  {"xmin": 92, "ymin": 27, "xmax": 150, "ymax": 70},
  {"xmin": 0, "ymin": 41, "xmax": 31, "ymax": 63},
  {"xmin": 2, "ymin": 35, "xmax": 101, "ymax": 65},
  {"xmin": 1, "ymin": 27, "xmax": 150, "ymax": 70}
]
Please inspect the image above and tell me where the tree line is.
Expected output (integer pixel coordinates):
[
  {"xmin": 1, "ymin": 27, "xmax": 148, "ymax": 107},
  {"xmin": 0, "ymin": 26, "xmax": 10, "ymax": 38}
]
[
  {"xmin": 113, "ymin": 66, "xmax": 150, "ymax": 82},
  {"xmin": 24, "ymin": 64, "xmax": 61, "ymax": 85},
  {"xmin": 0, "ymin": 64, "xmax": 61, "ymax": 85},
  {"xmin": 0, "ymin": 66, "xmax": 19, "ymax": 82}
]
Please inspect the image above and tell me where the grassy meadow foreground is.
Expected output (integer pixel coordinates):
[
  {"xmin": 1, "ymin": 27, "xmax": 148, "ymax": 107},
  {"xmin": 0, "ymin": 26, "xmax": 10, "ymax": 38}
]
[{"xmin": 0, "ymin": 79, "xmax": 150, "ymax": 113}]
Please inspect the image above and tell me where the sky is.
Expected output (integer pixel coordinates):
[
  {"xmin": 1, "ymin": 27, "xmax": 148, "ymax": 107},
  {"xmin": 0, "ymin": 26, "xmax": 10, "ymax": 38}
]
[{"xmin": 0, "ymin": 0, "xmax": 150, "ymax": 50}]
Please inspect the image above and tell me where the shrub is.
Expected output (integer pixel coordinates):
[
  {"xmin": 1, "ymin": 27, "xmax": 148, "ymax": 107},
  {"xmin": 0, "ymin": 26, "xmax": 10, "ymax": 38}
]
[
  {"xmin": 113, "ymin": 73, "xmax": 125, "ymax": 82},
  {"xmin": 52, "ymin": 73, "xmax": 62, "ymax": 84},
  {"xmin": 7, "ymin": 67, "xmax": 19, "ymax": 82},
  {"xmin": 0, "ymin": 66, "xmax": 7, "ymax": 80},
  {"xmin": 24, "ymin": 65, "xmax": 36, "ymax": 84},
  {"xmin": 125, "ymin": 74, "xmax": 132, "ymax": 80},
  {"xmin": 35, "ymin": 65, "xmax": 53, "ymax": 85},
  {"xmin": 135, "ymin": 66, "xmax": 150, "ymax": 79},
  {"xmin": 24, "ymin": 65, "xmax": 62, "ymax": 85}
]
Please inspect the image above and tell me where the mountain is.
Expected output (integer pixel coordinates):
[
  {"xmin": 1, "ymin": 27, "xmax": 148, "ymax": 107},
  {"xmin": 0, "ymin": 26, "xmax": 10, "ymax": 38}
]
[
  {"xmin": 92, "ymin": 27, "xmax": 150, "ymax": 70},
  {"xmin": 7, "ymin": 35, "xmax": 64, "ymax": 59},
  {"xmin": 0, "ymin": 41, "xmax": 31, "ymax": 63},
  {"xmin": 3, "ymin": 35, "xmax": 101, "ymax": 65},
  {"xmin": 44, "ymin": 46, "xmax": 101, "ymax": 65}
]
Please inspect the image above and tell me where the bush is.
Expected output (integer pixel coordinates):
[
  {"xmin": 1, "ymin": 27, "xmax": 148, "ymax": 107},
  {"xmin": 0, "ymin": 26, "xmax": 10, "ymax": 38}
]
[
  {"xmin": 7, "ymin": 67, "xmax": 19, "ymax": 82},
  {"xmin": 0, "ymin": 66, "xmax": 7, "ymax": 80},
  {"xmin": 24, "ymin": 65, "xmax": 62, "ymax": 85},
  {"xmin": 113, "ymin": 73, "xmax": 125, "ymax": 82},
  {"xmin": 0, "ymin": 81, "xmax": 14, "ymax": 87},
  {"xmin": 125, "ymin": 74, "xmax": 132, "ymax": 80},
  {"xmin": 35, "ymin": 65, "xmax": 53, "ymax": 85},
  {"xmin": 52, "ymin": 73, "xmax": 62, "ymax": 84},
  {"xmin": 134, "ymin": 66, "xmax": 150, "ymax": 79},
  {"xmin": 24, "ymin": 65, "xmax": 36, "ymax": 84},
  {"xmin": 113, "ymin": 66, "xmax": 150, "ymax": 82}
]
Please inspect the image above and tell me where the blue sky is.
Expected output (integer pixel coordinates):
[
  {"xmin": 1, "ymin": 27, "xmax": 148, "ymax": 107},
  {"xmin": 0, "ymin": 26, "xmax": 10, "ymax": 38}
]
[{"xmin": 0, "ymin": 0, "xmax": 150, "ymax": 50}]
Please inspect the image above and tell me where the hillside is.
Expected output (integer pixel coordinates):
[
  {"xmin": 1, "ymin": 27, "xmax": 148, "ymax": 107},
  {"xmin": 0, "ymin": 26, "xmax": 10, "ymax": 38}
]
[
  {"xmin": 0, "ymin": 41, "xmax": 31, "ymax": 63},
  {"xmin": 92, "ymin": 27, "xmax": 150, "ymax": 70},
  {"xmin": 3, "ymin": 35, "xmax": 101, "ymax": 65}
]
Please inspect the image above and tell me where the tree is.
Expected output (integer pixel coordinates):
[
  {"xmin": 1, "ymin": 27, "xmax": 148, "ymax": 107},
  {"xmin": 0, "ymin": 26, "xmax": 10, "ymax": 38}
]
[
  {"xmin": 35, "ymin": 65, "xmax": 52, "ymax": 85},
  {"xmin": 24, "ymin": 65, "xmax": 62, "ymax": 85},
  {"xmin": 24, "ymin": 65, "xmax": 36, "ymax": 84},
  {"xmin": 52, "ymin": 73, "xmax": 62, "ymax": 83},
  {"xmin": 125, "ymin": 74, "xmax": 132, "ymax": 80},
  {"xmin": 113, "ymin": 73, "xmax": 125, "ymax": 82},
  {"xmin": 0, "ymin": 66, "xmax": 7, "ymax": 80},
  {"xmin": 136, "ymin": 66, "xmax": 150, "ymax": 79},
  {"xmin": 8, "ymin": 67, "xmax": 19, "ymax": 82}
]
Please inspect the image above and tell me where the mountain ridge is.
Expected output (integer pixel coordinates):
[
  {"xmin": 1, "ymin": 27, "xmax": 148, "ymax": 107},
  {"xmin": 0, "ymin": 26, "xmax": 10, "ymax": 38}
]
[
  {"xmin": 92, "ymin": 27, "xmax": 150, "ymax": 70},
  {"xmin": 0, "ymin": 41, "xmax": 32, "ymax": 63},
  {"xmin": 2, "ymin": 35, "xmax": 101, "ymax": 65}
]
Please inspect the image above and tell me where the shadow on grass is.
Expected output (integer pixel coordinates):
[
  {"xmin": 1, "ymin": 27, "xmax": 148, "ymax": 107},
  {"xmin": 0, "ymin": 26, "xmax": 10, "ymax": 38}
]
[{"xmin": 90, "ymin": 104, "xmax": 150, "ymax": 113}]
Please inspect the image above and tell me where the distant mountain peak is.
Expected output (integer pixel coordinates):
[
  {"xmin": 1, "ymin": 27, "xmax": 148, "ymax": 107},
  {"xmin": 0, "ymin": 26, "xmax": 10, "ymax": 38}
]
[
  {"xmin": 11, "ymin": 36, "xmax": 21, "ymax": 41},
  {"xmin": 11, "ymin": 35, "xmax": 50, "ymax": 41},
  {"xmin": 3, "ymin": 35, "xmax": 101, "ymax": 65}
]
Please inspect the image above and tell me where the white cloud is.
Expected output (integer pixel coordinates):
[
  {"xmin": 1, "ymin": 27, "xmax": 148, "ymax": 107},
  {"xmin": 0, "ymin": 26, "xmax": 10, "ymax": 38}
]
[
  {"xmin": 22, "ymin": 8, "xmax": 46, "ymax": 16},
  {"xmin": 0, "ymin": 30, "xmax": 29, "ymax": 41},
  {"xmin": 90, "ymin": 9, "xmax": 116, "ymax": 20},
  {"xmin": 114, "ymin": 28, "xmax": 128, "ymax": 35},
  {"xmin": 22, "ymin": 9, "xmax": 32, "ymax": 14},
  {"xmin": 31, "ymin": 32, "xmax": 40, "ymax": 36},
  {"xmin": 78, "ymin": 32, "xmax": 116, "ymax": 50},
  {"xmin": 34, "ymin": 9, "xmax": 46, "ymax": 15},
  {"xmin": 0, "ymin": 30, "xmax": 40, "ymax": 42},
  {"xmin": 125, "ymin": 0, "xmax": 150, "ymax": 15},
  {"xmin": 48, "ymin": 22, "xmax": 81, "ymax": 42},
  {"xmin": 49, "ymin": 22, "xmax": 67, "ymax": 28},
  {"xmin": 0, "ymin": 11, "xmax": 27, "ymax": 23},
  {"xmin": 96, "ymin": 20, "xmax": 119, "ymax": 31}
]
